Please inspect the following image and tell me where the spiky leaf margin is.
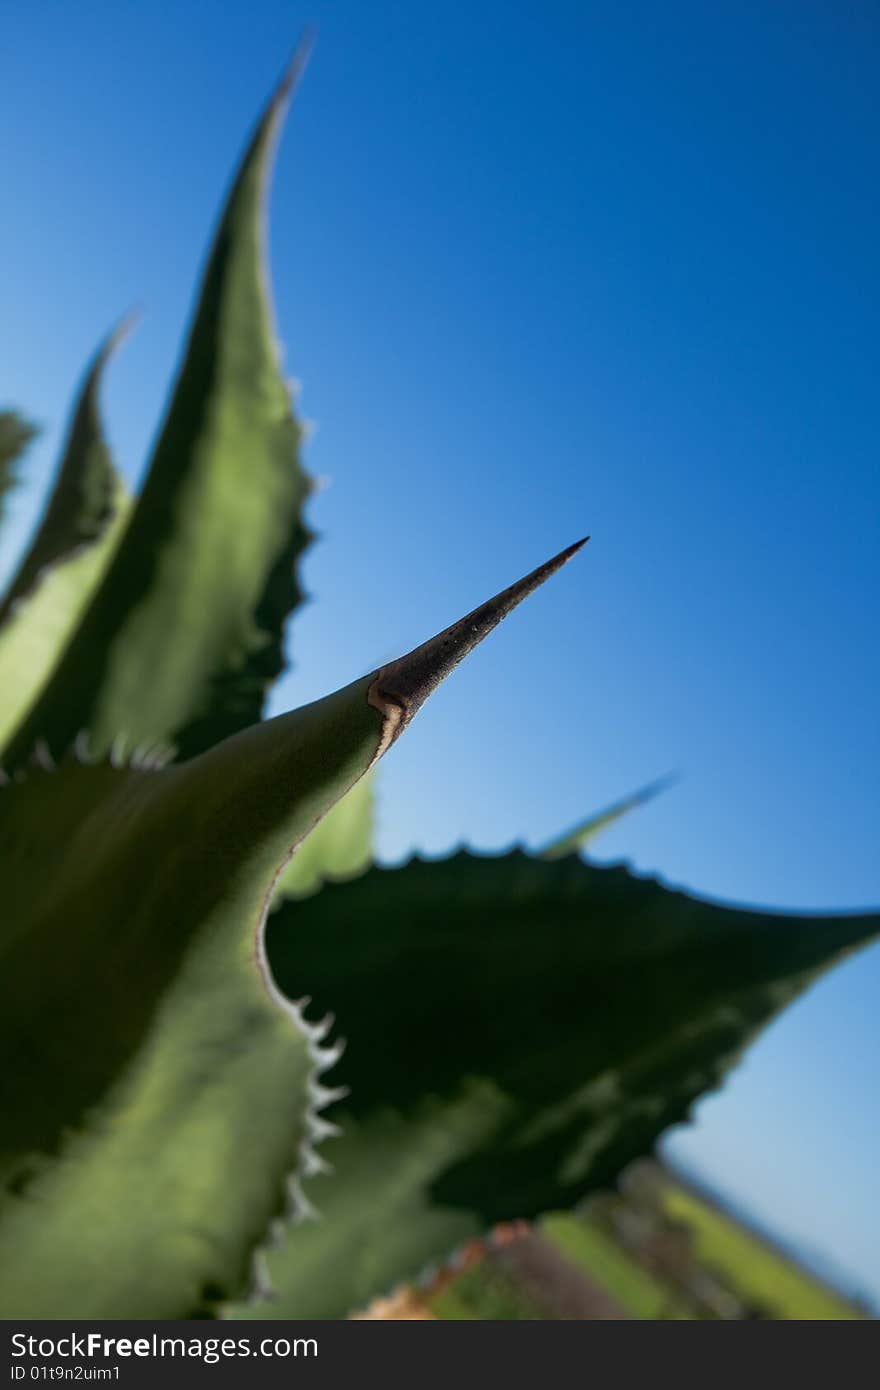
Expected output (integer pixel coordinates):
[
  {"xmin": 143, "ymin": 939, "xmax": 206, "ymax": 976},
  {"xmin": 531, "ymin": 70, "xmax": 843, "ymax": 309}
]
[
  {"xmin": 6, "ymin": 48, "xmax": 314, "ymax": 771},
  {"xmin": 0, "ymin": 543, "xmax": 583, "ymax": 1317},
  {"xmin": 231, "ymin": 851, "xmax": 878, "ymax": 1319},
  {"xmin": 0, "ymin": 331, "xmax": 130, "ymax": 748}
]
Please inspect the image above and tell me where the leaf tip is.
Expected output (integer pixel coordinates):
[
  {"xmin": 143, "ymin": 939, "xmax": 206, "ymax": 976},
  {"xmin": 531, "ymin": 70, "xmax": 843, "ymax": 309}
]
[
  {"xmin": 278, "ymin": 27, "xmax": 317, "ymax": 103},
  {"xmin": 109, "ymin": 307, "xmax": 142, "ymax": 350},
  {"xmin": 367, "ymin": 536, "xmax": 588, "ymax": 752}
]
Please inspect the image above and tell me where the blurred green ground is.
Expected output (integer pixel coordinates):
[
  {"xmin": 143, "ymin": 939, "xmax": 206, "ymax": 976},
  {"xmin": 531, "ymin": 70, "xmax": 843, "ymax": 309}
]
[
  {"xmin": 656, "ymin": 1183, "xmax": 856, "ymax": 1320},
  {"xmin": 427, "ymin": 1164, "xmax": 863, "ymax": 1321}
]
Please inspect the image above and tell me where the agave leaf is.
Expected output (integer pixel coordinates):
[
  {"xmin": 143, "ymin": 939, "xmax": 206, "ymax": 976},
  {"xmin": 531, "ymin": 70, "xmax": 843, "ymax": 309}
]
[
  {"xmin": 0, "ymin": 411, "xmax": 38, "ymax": 528},
  {"xmin": 272, "ymin": 537, "xmax": 586, "ymax": 904},
  {"xmin": 539, "ymin": 774, "xmax": 676, "ymax": 860},
  {"xmin": 232, "ymin": 852, "xmax": 878, "ymax": 1319},
  {"xmin": 0, "ymin": 323, "xmax": 130, "ymax": 625},
  {"xmin": 0, "ymin": 689, "xmax": 377, "ymax": 1319},
  {"xmin": 5, "ymin": 46, "xmax": 314, "ymax": 772},
  {"xmin": 277, "ymin": 775, "xmax": 374, "ymax": 899},
  {"xmin": 0, "ymin": 331, "xmax": 130, "ymax": 749},
  {"xmin": 0, "ymin": 542, "xmax": 582, "ymax": 1318}
]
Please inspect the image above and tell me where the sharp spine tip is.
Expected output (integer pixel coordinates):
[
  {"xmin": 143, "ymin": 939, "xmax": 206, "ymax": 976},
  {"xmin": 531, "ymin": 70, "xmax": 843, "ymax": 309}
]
[{"xmin": 368, "ymin": 536, "xmax": 588, "ymax": 742}]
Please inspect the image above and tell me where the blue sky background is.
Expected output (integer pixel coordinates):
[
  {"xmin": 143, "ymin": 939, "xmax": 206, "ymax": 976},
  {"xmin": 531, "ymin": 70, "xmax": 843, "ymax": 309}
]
[{"xmin": 3, "ymin": 1, "xmax": 878, "ymax": 1303}]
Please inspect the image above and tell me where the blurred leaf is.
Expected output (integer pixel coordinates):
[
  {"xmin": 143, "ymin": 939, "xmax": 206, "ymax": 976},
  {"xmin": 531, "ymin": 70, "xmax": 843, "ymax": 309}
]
[
  {"xmin": 270, "ymin": 537, "xmax": 585, "ymax": 907},
  {"xmin": 6, "ymin": 50, "xmax": 313, "ymax": 771},
  {"xmin": 232, "ymin": 851, "xmax": 878, "ymax": 1318},
  {"xmin": 278, "ymin": 775, "xmax": 374, "ymax": 900},
  {"xmin": 0, "ymin": 324, "xmax": 128, "ymax": 624},
  {"xmin": 540, "ymin": 775, "xmax": 677, "ymax": 860},
  {"xmin": 0, "ymin": 331, "xmax": 130, "ymax": 749},
  {"xmin": 0, "ymin": 673, "xmax": 385, "ymax": 1319},
  {"xmin": 0, "ymin": 541, "xmax": 578, "ymax": 1317},
  {"xmin": 0, "ymin": 412, "xmax": 37, "ymax": 527}
]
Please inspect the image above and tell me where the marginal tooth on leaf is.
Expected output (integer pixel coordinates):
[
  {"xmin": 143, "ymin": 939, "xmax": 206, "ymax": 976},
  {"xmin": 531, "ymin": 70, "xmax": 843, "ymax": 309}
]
[
  {"xmin": 31, "ymin": 740, "xmax": 55, "ymax": 772},
  {"xmin": 303, "ymin": 1010, "xmax": 334, "ymax": 1044},
  {"xmin": 140, "ymin": 740, "xmax": 174, "ymax": 771},
  {"xmin": 130, "ymin": 743, "xmax": 148, "ymax": 770},
  {"xmin": 299, "ymin": 1143, "xmax": 332, "ymax": 1179},
  {"xmin": 317, "ymin": 1010, "xmax": 335, "ymax": 1040},
  {"xmin": 73, "ymin": 730, "xmax": 92, "ymax": 764},
  {"xmin": 306, "ymin": 1114, "xmax": 343, "ymax": 1143},
  {"xmin": 109, "ymin": 733, "xmax": 128, "ymax": 768},
  {"xmin": 367, "ymin": 537, "xmax": 588, "ymax": 756},
  {"xmin": 247, "ymin": 1249, "xmax": 274, "ymax": 1301},
  {"xmin": 313, "ymin": 1039, "xmax": 345, "ymax": 1075},
  {"xmin": 308, "ymin": 1081, "xmax": 349, "ymax": 1111},
  {"xmin": 264, "ymin": 1216, "xmax": 288, "ymax": 1251},
  {"xmin": 287, "ymin": 1178, "xmax": 320, "ymax": 1225}
]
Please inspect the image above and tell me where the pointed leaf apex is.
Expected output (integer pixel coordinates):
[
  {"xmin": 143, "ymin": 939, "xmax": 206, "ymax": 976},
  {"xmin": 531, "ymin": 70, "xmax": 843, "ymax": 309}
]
[
  {"xmin": 88, "ymin": 311, "xmax": 138, "ymax": 379},
  {"xmin": 540, "ymin": 770, "xmax": 679, "ymax": 860},
  {"xmin": 106, "ymin": 308, "xmax": 141, "ymax": 352},
  {"xmin": 368, "ymin": 537, "xmax": 588, "ymax": 749},
  {"xmin": 278, "ymin": 29, "xmax": 317, "ymax": 103},
  {"xmin": 237, "ymin": 31, "xmax": 315, "ymax": 241}
]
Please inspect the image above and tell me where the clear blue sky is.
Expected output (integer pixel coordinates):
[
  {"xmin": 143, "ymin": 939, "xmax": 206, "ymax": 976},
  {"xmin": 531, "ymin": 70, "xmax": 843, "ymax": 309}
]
[{"xmin": 3, "ymin": 1, "xmax": 878, "ymax": 1303}]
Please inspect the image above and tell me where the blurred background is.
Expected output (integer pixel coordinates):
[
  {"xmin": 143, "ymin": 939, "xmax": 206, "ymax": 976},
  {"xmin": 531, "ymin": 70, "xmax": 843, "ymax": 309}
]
[{"xmin": 2, "ymin": 0, "xmax": 877, "ymax": 1311}]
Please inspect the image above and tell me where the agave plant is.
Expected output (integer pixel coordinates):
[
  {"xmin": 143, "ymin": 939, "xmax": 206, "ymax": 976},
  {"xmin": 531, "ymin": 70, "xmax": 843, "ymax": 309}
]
[{"xmin": 1, "ymin": 48, "xmax": 876, "ymax": 1321}]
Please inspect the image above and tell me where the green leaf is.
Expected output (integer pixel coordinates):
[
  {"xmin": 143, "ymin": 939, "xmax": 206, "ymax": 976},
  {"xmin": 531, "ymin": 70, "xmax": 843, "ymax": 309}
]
[
  {"xmin": 0, "ymin": 678, "xmax": 384, "ymax": 1319},
  {"xmin": 539, "ymin": 775, "xmax": 676, "ymax": 860},
  {"xmin": 232, "ymin": 851, "xmax": 878, "ymax": 1319},
  {"xmin": 0, "ymin": 324, "xmax": 129, "ymax": 624},
  {"xmin": 0, "ymin": 330, "xmax": 130, "ymax": 749},
  {"xmin": 0, "ymin": 411, "xmax": 38, "ymax": 528},
  {"xmin": 0, "ymin": 542, "xmax": 582, "ymax": 1318},
  {"xmin": 277, "ymin": 775, "xmax": 374, "ymax": 900},
  {"xmin": 5, "ymin": 49, "xmax": 314, "ymax": 772}
]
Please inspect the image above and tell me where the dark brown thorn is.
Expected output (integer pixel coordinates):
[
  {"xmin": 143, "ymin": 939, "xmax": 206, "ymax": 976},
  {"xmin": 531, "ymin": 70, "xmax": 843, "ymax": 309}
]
[{"xmin": 368, "ymin": 537, "xmax": 588, "ymax": 747}]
